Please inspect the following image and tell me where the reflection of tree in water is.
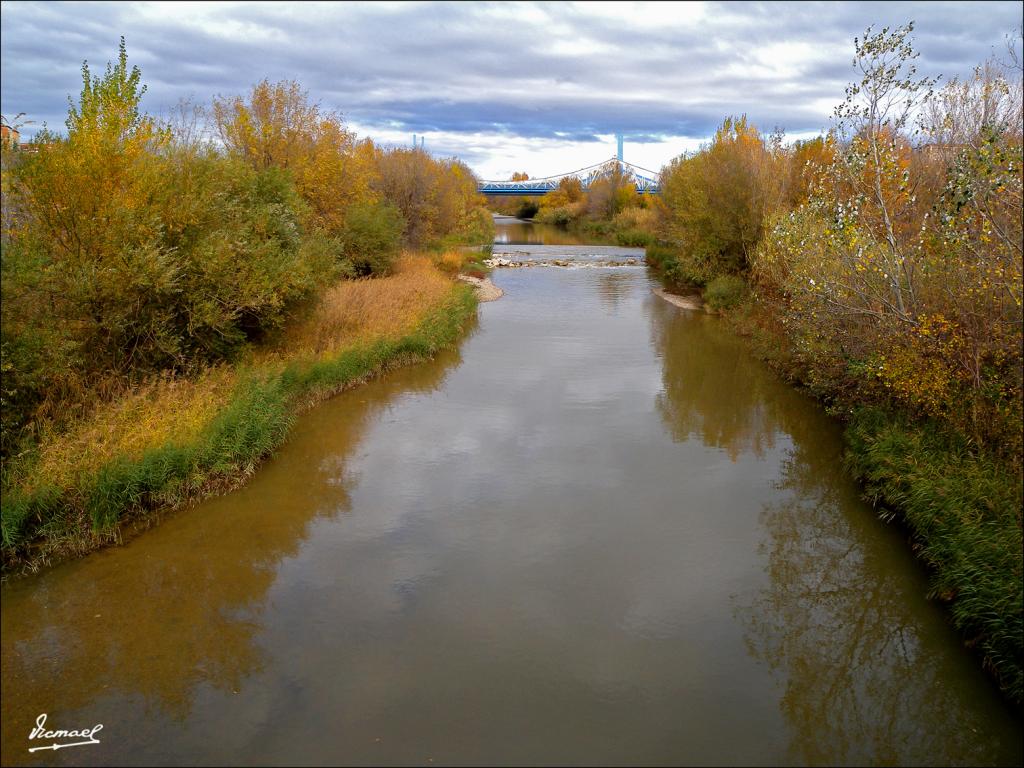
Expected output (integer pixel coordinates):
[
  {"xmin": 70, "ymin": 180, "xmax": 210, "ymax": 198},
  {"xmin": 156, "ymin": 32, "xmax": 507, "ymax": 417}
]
[
  {"xmin": 0, "ymin": 346, "xmax": 464, "ymax": 760},
  {"xmin": 648, "ymin": 295, "xmax": 1020, "ymax": 764},
  {"xmin": 649, "ymin": 297, "xmax": 776, "ymax": 460},
  {"xmin": 738, "ymin": 407, "xmax": 1019, "ymax": 765},
  {"xmin": 594, "ymin": 271, "xmax": 633, "ymax": 312}
]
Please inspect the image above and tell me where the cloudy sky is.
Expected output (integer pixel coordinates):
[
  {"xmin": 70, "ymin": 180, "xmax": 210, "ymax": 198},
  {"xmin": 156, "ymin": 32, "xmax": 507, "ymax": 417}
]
[{"xmin": 1, "ymin": 1, "xmax": 1020, "ymax": 179}]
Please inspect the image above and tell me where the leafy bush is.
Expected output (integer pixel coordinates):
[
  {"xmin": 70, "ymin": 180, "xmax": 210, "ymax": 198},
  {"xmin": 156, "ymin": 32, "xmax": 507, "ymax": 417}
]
[
  {"xmin": 643, "ymin": 243, "xmax": 675, "ymax": 270},
  {"xmin": 612, "ymin": 206, "xmax": 657, "ymax": 232},
  {"xmin": 534, "ymin": 204, "xmax": 574, "ymax": 227},
  {"xmin": 615, "ymin": 229, "xmax": 653, "ymax": 247},
  {"xmin": 341, "ymin": 201, "xmax": 405, "ymax": 276},
  {"xmin": 174, "ymin": 161, "xmax": 324, "ymax": 352},
  {"xmin": 456, "ymin": 206, "xmax": 496, "ymax": 246},
  {"xmin": 644, "ymin": 243, "xmax": 717, "ymax": 290},
  {"xmin": 704, "ymin": 275, "xmax": 747, "ymax": 311}
]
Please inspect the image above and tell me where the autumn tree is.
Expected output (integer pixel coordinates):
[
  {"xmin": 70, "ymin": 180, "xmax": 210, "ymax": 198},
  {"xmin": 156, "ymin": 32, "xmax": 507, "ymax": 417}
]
[
  {"xmin": 212, "ymin": 80, "xmax": 375, "ymax": 234},
  {"xmin": 782, "ymin": 136, "xmax": 834, "ymax": 208},
  {"xmin": 1, "ymin": 44, "xmax": 324, "ymax": 452},
  {"xmin": 553, "ymin": 176, "xmax": 584, "ymax": 204},
  {"xmin": 659, "ymin": 116, "xmax": 781, "ymax": 285},
  {"xmin": 829, "ymin": 23, "xmax": 938, "ymax": 321},
  {"xmin": 4, "ymin": 38, "xmax": 175, "ymax": 380},
  {"xmin": 371, "ymin": 147, "xmax": 490, "ymax": 248},
  {"xmin": 755, "ymin": 25, "xmax": 1023, "ymax": 448},
  {"xmin": 534, "ymin": 176, "xmax": 586, "ymax": 226}
]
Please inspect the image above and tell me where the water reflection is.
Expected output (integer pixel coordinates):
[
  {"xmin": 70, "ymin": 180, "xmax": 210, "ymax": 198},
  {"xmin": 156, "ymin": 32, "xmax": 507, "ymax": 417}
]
[
  {"xmin": 492, "ymin": 215, "xmax": 615, "ymax": 246},
  {"xmin": 649, "ymin": 297, "xmax": 776, "ymax": 460},
  {"xmin": 648, "ymin": 292, "xmax": 1021, "ymax": 764},
  {"xmin": 595, "ymin": 270, "xmax": 634, "ymax": 312},
  {"xmin": 0, "ymin": 346, "xmax": 464, "ymax": 766},
  {"xmin": 741, "ymin": 445, "xmax": 1022, "ymax": 765}
]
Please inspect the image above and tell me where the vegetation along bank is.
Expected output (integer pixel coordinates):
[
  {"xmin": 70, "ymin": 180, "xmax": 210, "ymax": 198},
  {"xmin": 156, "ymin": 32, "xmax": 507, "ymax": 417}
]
[
  {"xmin": 0, "ymin": 40, "xmax": 492, "ymax": 573},
  {"xmin": 642, "ymin": 26, "xmax": 1021, "ymax": 704}
]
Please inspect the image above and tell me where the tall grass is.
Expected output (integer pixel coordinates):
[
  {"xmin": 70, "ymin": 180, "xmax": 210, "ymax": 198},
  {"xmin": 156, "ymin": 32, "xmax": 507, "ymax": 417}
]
[
  {"xmin": 1, "ymin": 258, "xmax": 476, "ymax": 571},
  {"xmin": 844, "ymin": 407, "xmax": 1023, "ymax": 702},
  {"xmin": 269, "ymin": 254, "xmax": 455, "ymax": 358}
]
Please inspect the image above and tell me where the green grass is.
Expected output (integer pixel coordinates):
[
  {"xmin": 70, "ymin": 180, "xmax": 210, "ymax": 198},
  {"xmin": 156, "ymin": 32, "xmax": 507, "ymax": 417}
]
[
  {"xmin": 1, "ymin": 285, "xmax": 476, "ymax": 571},
  {"xmin": 844, "ymin": 407, "xmax": 1023, "ymax": 703},
  {"xmin": 615, "ymin": 229, "xmax": 653, "ymax": 247}
]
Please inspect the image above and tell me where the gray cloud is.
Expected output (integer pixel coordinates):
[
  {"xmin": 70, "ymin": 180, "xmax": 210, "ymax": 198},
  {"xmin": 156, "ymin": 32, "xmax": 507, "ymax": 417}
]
[{"xmin": 2, "ymin": 1, "xmax": 1019, "ymax": 174}]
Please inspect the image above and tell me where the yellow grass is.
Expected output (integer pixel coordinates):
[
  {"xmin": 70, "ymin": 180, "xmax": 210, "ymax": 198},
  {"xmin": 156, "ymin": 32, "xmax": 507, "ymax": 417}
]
[
  {"xmin": 29, "ymin": 365, "xmax": 239, "ymax": 492},
  {"xmin": 21, "ymin": 254, "xmax": 457, "ymax": 494},
  {"xmin": 612, "ymin": 206, "xmax": 658, "ymax": 231},
  {"xmin": 434, "ymin": 250, "xmax": 466, "ymax": 275},
  {"xmin": 267, "ymin": 254, "xmax": 454, "ymax": 359}
]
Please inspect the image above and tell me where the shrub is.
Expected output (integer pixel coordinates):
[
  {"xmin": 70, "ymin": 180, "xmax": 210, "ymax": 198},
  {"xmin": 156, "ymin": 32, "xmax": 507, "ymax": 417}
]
[
  {"xmin": 612, "ymin": 206, "xmax": 657, "ymax": 232},
  {"xmin": 704, "ymin": 275, "xmax": 747, "ymax": 311},
  {"xmin": 457, "ymin": 206, "xmax": 496, "ymax": 246},
  {"xmin": 615, "ymin": 229, "xmax": 653, "ymax": 247},
  {"xmin": 534, "ymin": 204, "xmax": 574, "ymax": 227},
  {"xmin": 341, "ymin": 201, "xmax": 405, "ymax": 276},
  {"xmin": 174, "ymin": 161, "xmax": 322, "ymax": 353},
  {"xmin": 645, "ymin": 242, "xmax": 718, "ymax": 289}
]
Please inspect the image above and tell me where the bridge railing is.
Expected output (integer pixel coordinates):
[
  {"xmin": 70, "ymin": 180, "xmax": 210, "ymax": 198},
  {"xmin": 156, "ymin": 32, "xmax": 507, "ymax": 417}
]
[{"xmin": 479, "ymin": 158, "xmax": 659, "ymax": 195}]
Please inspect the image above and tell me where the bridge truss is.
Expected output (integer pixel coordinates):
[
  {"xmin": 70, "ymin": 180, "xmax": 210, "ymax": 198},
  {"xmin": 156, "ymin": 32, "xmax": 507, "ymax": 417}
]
[{"xmin": 478, "ymin": 158, "xmax": 660, "ymax": 196}]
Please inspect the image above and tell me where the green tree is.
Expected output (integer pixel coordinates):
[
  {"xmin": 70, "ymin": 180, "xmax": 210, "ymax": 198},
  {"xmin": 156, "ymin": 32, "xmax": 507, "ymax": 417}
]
[{"xmin": 341, "ymin": 201, "xmax": 405, "ymax": 276}]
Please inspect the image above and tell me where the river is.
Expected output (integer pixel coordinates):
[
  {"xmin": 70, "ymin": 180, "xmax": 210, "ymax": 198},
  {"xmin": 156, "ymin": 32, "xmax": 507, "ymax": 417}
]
[{"xmin": 1, "ymin": 216, "xmax": 1020, "ymax": 765}]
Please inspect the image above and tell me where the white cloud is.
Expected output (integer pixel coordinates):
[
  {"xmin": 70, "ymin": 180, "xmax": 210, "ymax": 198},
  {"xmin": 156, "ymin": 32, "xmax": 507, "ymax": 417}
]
[{"xmin": 2, "ymin": 1, "xmax": 1019, "ymax": 177}]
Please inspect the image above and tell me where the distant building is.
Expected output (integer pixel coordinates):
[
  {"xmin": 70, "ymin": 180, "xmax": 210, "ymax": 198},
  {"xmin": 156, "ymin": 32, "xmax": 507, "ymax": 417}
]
[{"xmin": 1, "ymin": 124, "xmax": 20, "ymax": 150}]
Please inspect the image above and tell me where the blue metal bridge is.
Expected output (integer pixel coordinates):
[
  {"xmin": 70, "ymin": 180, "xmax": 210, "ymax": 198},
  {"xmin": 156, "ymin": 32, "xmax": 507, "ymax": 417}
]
[{"xmin": 478, "ymin": 157, "xmax": 660, "ymax": 196}]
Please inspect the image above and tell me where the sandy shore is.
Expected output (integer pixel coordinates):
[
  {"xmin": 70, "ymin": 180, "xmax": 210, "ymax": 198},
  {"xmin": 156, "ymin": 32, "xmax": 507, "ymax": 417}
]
[
  {"xmin": 458, "ymin": 274, "xmax": 504, "ymax": 302},
  {"xmin": 652, "ymin": 286, "xmax": 703, "ymax": 311}
]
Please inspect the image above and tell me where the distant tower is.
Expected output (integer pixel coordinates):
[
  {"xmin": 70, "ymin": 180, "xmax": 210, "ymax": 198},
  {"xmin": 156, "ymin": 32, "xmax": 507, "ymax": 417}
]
[
  {"xmin": 616, "ymin": 133, "xmax": 624, "ymax": 163},
  {"xmin": 413, "ymin": 133, "xmax": 417, "ymax": 149}
]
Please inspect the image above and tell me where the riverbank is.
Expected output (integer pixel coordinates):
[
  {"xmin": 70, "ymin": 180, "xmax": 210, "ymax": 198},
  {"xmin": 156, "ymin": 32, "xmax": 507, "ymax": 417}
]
[
  {"xmin": 652, "ymin": 286, "xmax": 704, "ymax": 311},
  {"xmin": 0, "ymin": 256, "xmax": 478, "ymax": 576},
  {"xmin": 659, "ymin": 279, "xmax": 1023, "ymax": 704},
  {"xmin": 457, "ymin": 274, "xmax": 503, "ymax": 302}
]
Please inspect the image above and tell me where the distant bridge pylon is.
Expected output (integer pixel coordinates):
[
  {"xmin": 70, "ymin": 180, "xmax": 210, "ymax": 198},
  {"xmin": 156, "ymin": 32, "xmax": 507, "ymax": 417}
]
[{"xmin": 478, "ymin": 158, "xmax": 660, "ymax": 196}]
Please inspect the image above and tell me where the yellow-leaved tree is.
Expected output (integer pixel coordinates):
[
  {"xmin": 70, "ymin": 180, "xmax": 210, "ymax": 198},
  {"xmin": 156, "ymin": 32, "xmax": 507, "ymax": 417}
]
[
  {"xmin": 212, "ymin": 79, "xmax": 376, "ymax": 235},
  {"xmin": 658, "ymin": 115, "xmax": 782, "ymax": 286}
]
